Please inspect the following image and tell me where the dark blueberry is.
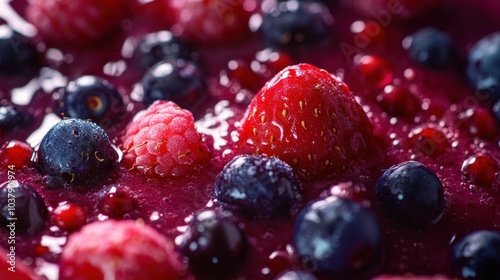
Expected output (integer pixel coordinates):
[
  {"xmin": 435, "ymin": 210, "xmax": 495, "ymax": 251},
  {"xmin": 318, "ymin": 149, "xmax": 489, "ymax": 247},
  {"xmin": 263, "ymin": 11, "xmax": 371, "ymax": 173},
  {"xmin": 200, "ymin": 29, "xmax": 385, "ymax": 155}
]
[
  {"xmin": 37, "ymin": 118, "xmax": 118, "ymax": 186},
  {"xmin": 452, "ymin": 230, "xmax": 500, "ymax": 280},
  {"xmin": 176, "ymin": 210, "xmax": 247, "ymax": 278},
  {"xmin": 466, "ymin": 32, "xmax": 500, "ymax": 100},
  {"xmin": 274, "ymin": 270, "xmax": 318, "ymax": 280},
  {"xmin": 0, "ymin": 180, "xmax": 47, "ymax": 234},
  {"xmin": 141, "ymin": 59, "xmax": 204, "ymax": 108},
  {"xmin": 260, "ymin": 1, "xmax": 331, "ymax": 48},
  {"xmin": 375, "ymin": 161, "xmax": 445, "ymax": 227},
  {"xmin": 214, "ymin": 154, "xmax": 302, "ymax": 219},
  {"xmin": 0, "ymin": 25, "xmax": 39, "ymax": 75},
  {"xmin": 403, "ymin": 27, "xmax": 458, "ymax": 69},
  {"xmin": 293, "ymin": 196, "xmax": 383, "ymax": 276},
  {"xmin": 56, "ymin": 76, "xmax": 125, "ymax": 126},
  {"xmin": 133, "ymin": 30, "xmax": 198, "ymax": 70},
  {"xmin": 0, "ymin": 104, "xmax": 30, "ymax": 131}
]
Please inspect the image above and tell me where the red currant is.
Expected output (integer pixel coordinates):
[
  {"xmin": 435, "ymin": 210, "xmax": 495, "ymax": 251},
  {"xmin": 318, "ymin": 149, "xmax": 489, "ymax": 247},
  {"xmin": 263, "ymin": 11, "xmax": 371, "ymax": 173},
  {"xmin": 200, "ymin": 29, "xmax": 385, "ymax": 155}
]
[
  {"xmin": 461, "ymin": 154, "xmax": 499, "ymax": 186},
  {"xmin": 408, "ymin": 125, "xmax": 449, "ymax": 157},
  {"xmin": 458, "ymin": 107, "xmax": 497, "ymax": 139},
  {"xmin": 354, "ymin": 54, "xmax": 393, "ymax": 87},
  {"xmin": 0, "ymin": 140, "xmax": 33, "ymax": 169},
  {"xmin": 377, "ymin": 85, "xmax": 421, "ymax": 118},
  {"xmin": 53, "ymin": 203, "xmax": 87, "ymax": 232},
  {"xmin": 350, "ymin": 20, "xmax": 387, "ymax": 48}
]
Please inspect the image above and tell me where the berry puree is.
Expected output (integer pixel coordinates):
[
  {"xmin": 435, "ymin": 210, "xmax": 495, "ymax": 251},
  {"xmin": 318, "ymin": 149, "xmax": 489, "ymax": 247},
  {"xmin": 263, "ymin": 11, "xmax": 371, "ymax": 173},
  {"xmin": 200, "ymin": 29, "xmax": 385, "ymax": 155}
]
[{"xmin": 1, "ymin": 0, "xmax": 500, "ymax": 279}]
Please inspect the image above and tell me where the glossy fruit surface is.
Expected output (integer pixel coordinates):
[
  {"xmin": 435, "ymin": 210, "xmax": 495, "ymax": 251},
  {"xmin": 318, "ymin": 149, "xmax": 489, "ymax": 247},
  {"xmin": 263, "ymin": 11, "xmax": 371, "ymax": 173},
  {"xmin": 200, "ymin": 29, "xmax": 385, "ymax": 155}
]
[
  {"xmin": 214, "ymin": 154, "xmax": 302, "ymax": 218},
  {"xmin": 238, "ymin": 63, "xmax": 375, "ymax": 179},
  {"xmin": 452, "ymin": 230, "xmax": 500, "ymax": 280},
  {"xmin": 37, "ymin": 118, "xmax": 118, "ymax": 186},
  {"xmin": 294, "ymin": 196, "xmax": 383, "ymax": 276},
  {"xmin": 0, "ymin": 180, "xmax": 47, "ymax": 234},
  {"xmin": 375, "ymin": 161, "xmax": 445, "ymax": 227}
]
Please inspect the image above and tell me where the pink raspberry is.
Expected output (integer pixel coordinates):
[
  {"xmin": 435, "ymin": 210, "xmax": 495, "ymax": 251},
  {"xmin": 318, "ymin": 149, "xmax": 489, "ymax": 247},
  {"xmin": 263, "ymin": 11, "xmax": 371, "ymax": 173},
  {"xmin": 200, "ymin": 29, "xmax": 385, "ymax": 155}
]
[
  {"xmin": 26, "ymin": 0, "xmax": 128, "ymax": 46},
  {"xmin": 166, "ymin": 0, "xmax": 253, "ymax": 45},
  {"xmin": 121, "ymin": 100, "xmax": 211, "ymax": 178},
  {"xmin": 59, "ymin": 220, "xmax": 183, "ymax": 280}
]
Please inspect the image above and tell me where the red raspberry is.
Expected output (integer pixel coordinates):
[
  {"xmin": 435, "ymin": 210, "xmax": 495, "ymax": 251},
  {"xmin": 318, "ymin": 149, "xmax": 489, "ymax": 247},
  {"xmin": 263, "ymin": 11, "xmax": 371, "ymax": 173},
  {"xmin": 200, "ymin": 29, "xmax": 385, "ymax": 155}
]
[
  {"xmin": 0, "ymin": 140, "xmax": 33, "ymax": 169},
  {"xmin": 26, "ymin": 0, "xmax": 128, "ymax": 46},
  {"xmin": 166, "ymin": 0, "xmax": 254, "ymax": 45},
  {"xmin": 238, "ymin": 63, "xmax": 375, "ymax": 179},
  {"xmin": 121, "ymin": 100, "xmax": 211, "ymax": 178},
  {"xmin": 59, "ymin": 220, "xmax": 182, "ymax": 280}
]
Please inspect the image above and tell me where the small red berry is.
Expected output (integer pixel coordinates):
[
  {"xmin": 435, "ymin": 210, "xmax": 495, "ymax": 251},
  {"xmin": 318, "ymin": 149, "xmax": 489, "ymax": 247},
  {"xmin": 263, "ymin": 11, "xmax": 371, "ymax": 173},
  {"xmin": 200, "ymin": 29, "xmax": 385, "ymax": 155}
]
[
  {"xmin": 461, "ymin": 154, "xmax": 499, "ymax": 187},
  {"xmin": 354, "ymin": 54, "xmax": 393, "ymax": 87},
  {"xmin": 255, "ymin": 48, "xmax": 295, "ymax": 77},
  {"xmin": 377, "ymin": 85, "xmax": 421, "ymax": 118},
  {"xmin": 224, "ymin": 59, "xmax": 262, "ymax": 92},
  {"xmin": 350, "ymin": 20, "xmax": 387, "ymax": 48},
  {"xmin": 99, "ymin": 186, "xmax": 136, "ymax": 219},
  {"xmin": 458, "ymin": 107, "xmax": 497, "ymax": 139},
  {"xmin": 53, "ymin": 203, "xmax": 87, "ymax": 232},
  {"xmin": 0, "ymin": 140, "xmax": 33, "ymax": 169},
  {"xmin": 408, "ymin": 125, "xmax": 449, "ymax": 157}
]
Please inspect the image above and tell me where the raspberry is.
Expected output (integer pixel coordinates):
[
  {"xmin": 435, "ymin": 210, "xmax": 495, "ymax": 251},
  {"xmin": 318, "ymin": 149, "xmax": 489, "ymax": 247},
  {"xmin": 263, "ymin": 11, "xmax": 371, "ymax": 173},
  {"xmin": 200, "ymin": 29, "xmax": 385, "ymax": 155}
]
[
  {"xmin": 26, "ymin": 0, "xmax": 128, "ymax": 46},
  {"xmin": 59, "ymin": 220, "xmax": 182, "ymax": 280},
  {"xmin": 121, "ymin": 100, "xmax": 211, "ymax": 178},
  {"xmin": 167, "ymin": 0, "xmax": 253, "ymax": 45}
]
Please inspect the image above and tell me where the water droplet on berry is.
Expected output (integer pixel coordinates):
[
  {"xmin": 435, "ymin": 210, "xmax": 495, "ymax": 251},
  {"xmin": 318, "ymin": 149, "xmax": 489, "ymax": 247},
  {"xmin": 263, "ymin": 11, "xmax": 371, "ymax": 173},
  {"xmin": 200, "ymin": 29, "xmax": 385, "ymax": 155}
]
[
  {"xmin": 462, "ymin": 154, "xmax": 499, "ymax": 187},
  {"xmin": 408, "ymin": 124, "xmax": 449, "ymax": 157},
  {"xmin": 0, "ymin": 140, "xmax": 33, "ymax": 168},
  {"xmin": 458, "ymin": 107, "xmax": 497, "ymax": 139}
]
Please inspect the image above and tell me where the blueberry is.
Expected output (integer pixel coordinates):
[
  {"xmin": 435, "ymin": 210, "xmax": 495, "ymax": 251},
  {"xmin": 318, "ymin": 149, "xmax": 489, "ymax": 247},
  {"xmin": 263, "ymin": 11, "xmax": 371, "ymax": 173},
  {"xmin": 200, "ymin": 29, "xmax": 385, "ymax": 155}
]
[
  {"xmin": 0, "ymin": 104, "xmax": 31, "ymax": 131},
  {"xmin": 133, "ymin": 30, "xmax": 198, "ymax": 70},
  {"xmin": 0, "ymin": 180, "xmax": 47, "ymax": 234},
  {"xmin": 260, "ymin": 1, "xmax": 330, "ymax": 48},
  {"xmin": 141, "ymin": 59, "xmax": 204, "ymax": 108},
  {"xmin": 0, "ymin": 25, "xmax": 39, "ymax": 75},
  {"xmin": 467, "ymin": 32, "xmax": 500, "ymax": 100},
  {"xmin": 375, "ymin": 161, "xmax": 445, "ymax": 227},
  {"xmin": 176, "ymin": 210, "xmax": 247, "ymax": 278},
  {"xmin": 452, "ymin": 230, "xmax": 500, "ymax": 280},
  {"xmin": 403, "ymin": 27, "xmax": 458, "ymax": 69},
  {"xmin": 293, "ymin": 196, "xmax": 383, "ymax": 276},
  {"xmin": 274, "ymin": 270, "xmax": 318, "ymax": 280},
  {"xmin": 214, "ymin": 154, "xmax": 302, "ymax": 219},
  {"xmin": 37, "ymin": 118, "xmax": 118, "ymax": 186},
  {"xmin": 56, "ymin": 76, "xmax": 125, "ymax": 126}
]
